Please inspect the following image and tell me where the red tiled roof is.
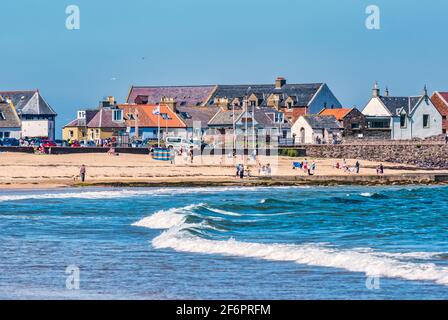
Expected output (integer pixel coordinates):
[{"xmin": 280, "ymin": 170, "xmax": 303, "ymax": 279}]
[
  {"xmin": 118, "ymin": 104, "xmax": 186, "ymax": 128},
  {"xmin": 318, "ymin": 108, "xmax": 353, "ymax": 121}
]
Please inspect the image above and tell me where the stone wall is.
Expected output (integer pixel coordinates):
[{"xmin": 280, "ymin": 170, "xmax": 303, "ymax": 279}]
[{"xmin": 295, "ymin": 143, "xmax": 448, "ymax": 169}]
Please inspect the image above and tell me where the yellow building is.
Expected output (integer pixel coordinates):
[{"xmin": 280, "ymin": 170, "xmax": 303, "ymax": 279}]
[{"xmin": 62, "ymin": 108, "xmax": 125, "ymax": 142}]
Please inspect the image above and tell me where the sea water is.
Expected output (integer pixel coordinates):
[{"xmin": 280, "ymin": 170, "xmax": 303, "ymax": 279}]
[{"xmin": 0, "ymin": 185, "xmax": 448, "ymax": 299}]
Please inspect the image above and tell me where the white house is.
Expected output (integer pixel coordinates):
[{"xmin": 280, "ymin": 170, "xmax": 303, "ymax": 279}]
[
  {"xmin": 292, "ymin": 115, "xmax": 343, "ymax": 144},
  {"xmin": 0, "ymin": 96, "xmax": 22, "ymax": 139},
  {"xmin": 0, "ymin": 90, "xmax": 57, "ymax": 140},
  {"xmin": 362, "ymin": 83, "xmax": 442, "ymax": 140}
]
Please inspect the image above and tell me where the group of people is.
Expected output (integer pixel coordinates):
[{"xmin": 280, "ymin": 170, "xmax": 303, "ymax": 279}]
[
  {"xmin": 168, "ymin": 145, "xmax": 194, "ymax": 165},
  {"xmin": 293, "ymin": 159, "xmax": 316, "ymax": 175},
  {"xmin": 334, "ymin": 159, "xmax": 360, "ymax": 174}
]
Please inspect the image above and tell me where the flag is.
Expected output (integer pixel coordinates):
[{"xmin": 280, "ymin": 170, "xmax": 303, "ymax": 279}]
[{"xmin": 152, "ymin": 106, "xmax": 160, "ymax": 115}]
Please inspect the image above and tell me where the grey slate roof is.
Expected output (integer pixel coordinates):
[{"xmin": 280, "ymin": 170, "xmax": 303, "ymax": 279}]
[
  {"xmin": 302, "ymin": 115, "xmax": 342, "ymax": 129},
  {"xmin": 176, "ymin": 106, "xmax": 220, "ymax": 128},
  {"xmin": 379, "ymin": 96, "xmax": 424, "ymax": 115},
  {"xmin": 208, "ymin": 107, "xmax": 290, "ymax": 128},
  {"xmin": 0, "ymin": 90, "xmax": 57, "ymax": 116},
  {"xmin": 208, "ymin": 83, "xmax": 323, "ymax": 107},
  {"xmin": 0, "ymin": 99, "xmax": 21, "ymax": 128}
]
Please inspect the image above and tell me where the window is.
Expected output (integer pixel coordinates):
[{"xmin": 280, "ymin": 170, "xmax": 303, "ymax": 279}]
[
  {"xmin": 423, "ymin": 114, "xmax": 430, "ymax": 128},
  {"xmin": 400, "ymin": 114, "xmax": 407, "ymax": 128},
  {"xmin": 286, "ymin": 102, "xmax": 292, "ymax": 109},
  {"xmin": 368, "ymin": 119, "xmax": 390, "ymax": 128},
  {"xmin": 69, "ymin": 130, "xmax": 74, "ymax": 138},
  {"xmin": 0, "ymin": 112, "xmax": 5, "ymax": 120},
  {"xmin": 113, "ymin": 109, "xmax": 123, "ymax": 121},
  {"xmin": 4, "ymin": 132, "xmax": 10, "ymax": 138},
  {"xmin": 160, "ymin": 113, "xmax": 171, "ymax": 120},
  {"xmin": 128, "ymin": 113, "xmax": 136, "ymax": 120},
  {"xmin": 180, "ymin": 112, "xmax": 192, "ymax": 119},
  {"xmin": 442, "ymin": 116, "xmax": 447, "ymax": 120},
  {"xmin": 351, "ymin": 123, "xmax": 360, "ymax": 129}
]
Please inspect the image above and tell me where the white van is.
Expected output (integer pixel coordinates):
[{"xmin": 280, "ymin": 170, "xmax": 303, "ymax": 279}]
[{"xmin": 165, "ymin": 137, "xmax": 199, "ymax": 150}]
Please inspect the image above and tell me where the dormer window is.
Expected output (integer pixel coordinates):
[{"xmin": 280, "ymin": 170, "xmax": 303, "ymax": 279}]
[
  {"xmin": 128, "ymin": 113, "xmax": 136, "ymax": 120},
  {"xmin": 286, "ymin": 101, "xmax": 293, "ymax": 109},
  {"xmin": 77, "ymin": 111, "xmax": 86, "ymax": 119},
  {"xmin": 113, "ymin": 109, "xmax": 123, "ymax": 122}
]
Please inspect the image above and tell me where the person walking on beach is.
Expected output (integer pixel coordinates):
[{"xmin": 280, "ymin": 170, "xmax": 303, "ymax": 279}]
[
  {"xmin": 239, "ymin": 165, "xmax": 245, "ymax": 179},
  {"xmin": 169, "ymin": 147, "xmax": 176, "ymax": 165},
  {"xmin": 79, "ymin": 165, "xmax": 86, "ymax": 182},
  {"xmin": 355, "ymin": 161, "xmax": 360, "ymax": 174},
  {"xmin": 189, "ymin": 146, "xmax": 194, "ymax": 164}
]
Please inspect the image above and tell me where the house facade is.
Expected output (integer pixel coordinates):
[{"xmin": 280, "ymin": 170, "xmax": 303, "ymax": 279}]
[
  {"xmin": 0, "ymin": 96, "xmax": 22, "ymax": 139},
  {"xmin": 430, "ymin": 91, "xmax": 448, "ymax": 134},
  {"xmin": 63, "ymin": 98, "xmax": 126, "ymax": 142},
  {"xmin": 292, "ymin": 115, "xmax": 343, "ymax": 144},
  {"xmin": 362, "ymin": 83, "xmax": 442, "ymax": 140},
  {"xmin": 118, "ymin": 103, "xmax": 187, "ymax": 140},
  {"xmin": 318, "ymin": 107, "xmax": 367, "ymax": 139},
  {"xmin": 0, "ymin": 90, "xmax": 57, "ymax": 140}
]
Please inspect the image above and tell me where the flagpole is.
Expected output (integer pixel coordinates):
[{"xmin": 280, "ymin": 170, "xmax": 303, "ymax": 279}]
[{"xmin": 157, "ymin": 112, "xmax": 160, "ymax": 147}]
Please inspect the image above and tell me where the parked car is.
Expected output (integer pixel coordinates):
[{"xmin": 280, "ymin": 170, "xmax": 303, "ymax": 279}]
[
  {"xmin": 70, "ymin": 141, "xmax": 81, "ymax": 148},
  {"xmin": 80, "ymin": 140, "xmax": 96, "ymax": 147},
  {"xmin": 0, "ymin": 138, "xmax": 20, "ymax": 147},
  {"xmin": 41, "ymin": 139, "xmax": 57, "ymax": 147},
  {"xmin": 55, "ymin": 139, "xmax": 69, "ymax": 147}
]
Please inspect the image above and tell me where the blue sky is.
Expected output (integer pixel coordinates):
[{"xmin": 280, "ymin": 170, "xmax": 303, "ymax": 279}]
[{"xmin": 1, "ymin": 0, "xmax": 447, "ymax": 136}]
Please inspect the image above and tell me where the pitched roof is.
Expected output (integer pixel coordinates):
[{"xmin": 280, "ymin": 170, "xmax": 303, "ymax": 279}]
[
  {"xmin": 176, "ymin": 106, "xmax": 220, "ymax": 128},
  {"xmin": 207, "ymin": 83, "xmax": 323, "ymax": 107},
  {"xmin": 0, "ymin": 99, "xmax": 21, "ymax": 128},
  {"xmin": 208, "ymin": 107, "xmax": 290, "ymax": 128},
  {"xmin": 64, "ymin": 108, "xmax": 125, "ymax": 128},
  {"xmin": 379, "ymin": 96, "xmax": 423, "ymax": 115},
  {"xmin": 119, "ymin": 104, "xmax": 157, "ymax": 127},
  {"xmin": 318, "ymin": 108, "xmax": 353, "ymax": 120},
  {"xmin": 88, "ymin": 108, "xmax": 125, "ymax": 128},
  {"xmin": 432, "ymin": 92, "xmax": 448, "ymax": 116},
  {"xmin": 302, "ymin": 115, "xmax": 342, "ymax": 129},
  {"xmin": 126, "ymin": 85, "xmax": 217, "ymax": 107},
  {"xmin": 0, "ymin": 90, "xmax": 57, "ymax": 116}
]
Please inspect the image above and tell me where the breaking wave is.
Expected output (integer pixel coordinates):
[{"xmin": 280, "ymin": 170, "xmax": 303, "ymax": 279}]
[{"xmin": 133, "ymin": 204, "xmax": 448, "ymax": 286}]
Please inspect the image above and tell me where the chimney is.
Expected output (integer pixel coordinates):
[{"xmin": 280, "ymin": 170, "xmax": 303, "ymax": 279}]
[
  {"xmin": 108, "ymin": 96, "xmax": 116, "ymax": 105},
  {"xmin": 372, "ymin": 81, "xmax": 380, "ymax": 97},
  {"xmin": 215, "ymin": 97, "xmax": 229, "ymax": 110},
  {"xmin": 161, "ymin": 96, "xmax": 177, "ymax": 112},
  {"xmin": 385, "ymin": 87, "xmax": 389, "ymax": 97},
  {"xmin": 275, "ymin": 77, "xmax": 286, "ymax": 89}
]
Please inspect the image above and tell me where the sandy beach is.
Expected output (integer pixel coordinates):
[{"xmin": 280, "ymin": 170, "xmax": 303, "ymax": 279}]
[{"xmin": 0, "ymin": 151, "xmax": 447, "ymax": 189}]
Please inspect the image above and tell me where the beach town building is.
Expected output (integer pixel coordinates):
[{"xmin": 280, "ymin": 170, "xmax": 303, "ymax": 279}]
[
  {"xmin": 207, "ymin": 78, "xmax": 342, "ymax": 124},
  {"xmin": 0, "ymin": 90, "xmax": 57, "ymax": 140},
  {"xmin": 118, "ymin": 103, "xmax": 186, "ymax": 140},
  {"xmin": 318, "ymin": 107, "xmax": 367, "ymax": 139},
  {"xmin": 208, "ymin": 105, "xmax": 291, "ymax": 146},
  {"xmin": 291, "ymin": 115, "xmax": 343, "ymax": 144},
  {"xmin": 430, "ymin": 91, "xmax": 448, "ymax": 134},
  {"xmin": 126, "ymin": 77, "xmax": 342, "ymax": 124},
  {"xmin": 63, "ymin": 97, "xmax": 126, "ymax": 142},
  {"xmin": 0, "ymin": 96, "xmax": 22, "ymax": 139},
  {"xmin": 175, "ymin": 105, "xmax": 219, "ymax": 140},
  {"xmin": 362, "ymin": 83, "xmax": 443, "ymax": 140}
]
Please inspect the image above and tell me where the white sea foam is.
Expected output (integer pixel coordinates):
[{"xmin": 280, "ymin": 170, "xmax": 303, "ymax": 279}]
[
  {"xmin": 132, "ymin": 203, "xmax": 203, "ymax": 229},
  {"xmin": 0, "ymin": 186, "xmax": 303, "ymax": 203},
  {"xmin": 360, "ymin": 192, "xmax": 373, "ymax": 197},
  {"xmin": 133, "ymin": 204, "xmax": 448, "ymax": 286},
  {"xmin": 204, "ymin": 207, "xmax": 242, "ymax": 216}
]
